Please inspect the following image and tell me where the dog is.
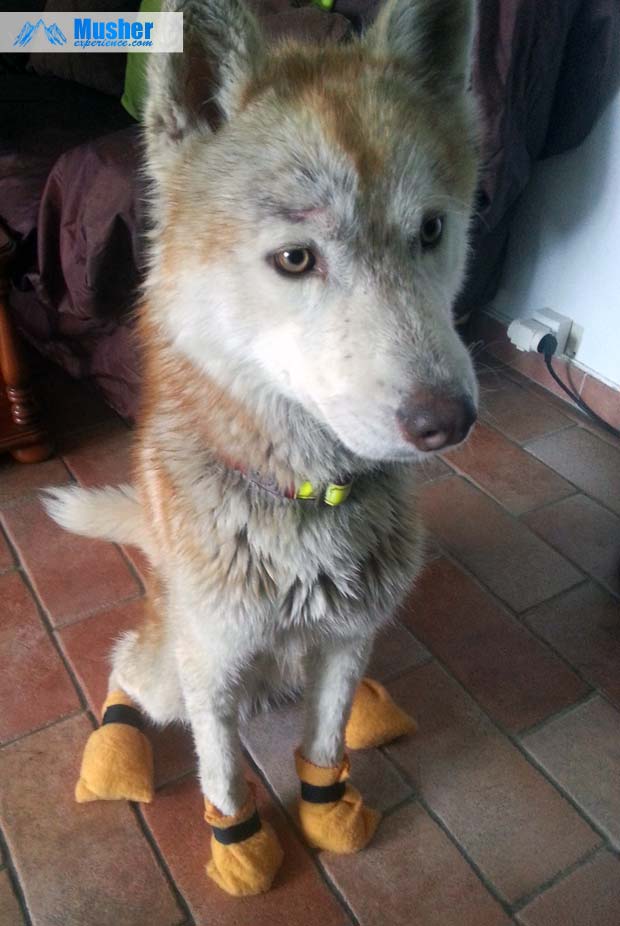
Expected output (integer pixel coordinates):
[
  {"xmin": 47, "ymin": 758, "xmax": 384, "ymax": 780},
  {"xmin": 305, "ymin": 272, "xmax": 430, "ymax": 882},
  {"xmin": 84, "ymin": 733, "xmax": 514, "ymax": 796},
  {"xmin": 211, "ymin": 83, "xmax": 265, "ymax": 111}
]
[{"xmin": 46, "ymin": 0, "xmax": 480, "ymax": 896}]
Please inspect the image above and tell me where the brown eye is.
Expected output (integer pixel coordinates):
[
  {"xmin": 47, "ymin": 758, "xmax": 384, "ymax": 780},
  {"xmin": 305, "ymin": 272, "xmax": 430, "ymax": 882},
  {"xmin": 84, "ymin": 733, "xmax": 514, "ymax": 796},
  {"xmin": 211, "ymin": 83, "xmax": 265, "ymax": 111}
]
[
  {"xmin": 420, "ymin": 214, "xmax": 444, "ymax": 250},
  {"xmin": 273, "ymin": 247, "xmax": 316, "ymax": 276}
]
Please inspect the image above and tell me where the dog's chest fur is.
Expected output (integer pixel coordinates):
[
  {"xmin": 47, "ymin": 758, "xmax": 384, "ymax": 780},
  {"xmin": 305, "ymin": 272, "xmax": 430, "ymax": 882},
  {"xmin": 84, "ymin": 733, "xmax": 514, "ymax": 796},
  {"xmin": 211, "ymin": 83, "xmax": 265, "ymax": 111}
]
[{"xmin": 135, "ymin": 339, "xmax": 424, "ymax": 645}]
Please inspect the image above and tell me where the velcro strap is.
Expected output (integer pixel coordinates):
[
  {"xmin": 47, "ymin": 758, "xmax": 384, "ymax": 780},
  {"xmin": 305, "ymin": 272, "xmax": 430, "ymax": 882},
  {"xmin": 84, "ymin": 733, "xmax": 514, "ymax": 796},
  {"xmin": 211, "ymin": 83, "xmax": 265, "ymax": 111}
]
[
  {"xmin": 102, "ymin": 704, "xmax": 144, "ymax": 732},
  {"xmin": 212, "ymin": 809, "xmax": 262, "ymax": 845},
  {"xmin": 300, "ymin": 780, "xmax": 346, "ymax": 804}
]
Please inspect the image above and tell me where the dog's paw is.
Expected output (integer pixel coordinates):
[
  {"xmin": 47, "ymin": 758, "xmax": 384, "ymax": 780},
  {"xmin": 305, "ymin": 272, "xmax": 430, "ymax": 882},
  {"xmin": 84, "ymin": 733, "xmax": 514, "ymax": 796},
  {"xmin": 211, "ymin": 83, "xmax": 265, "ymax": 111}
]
[
  {"xmin": 345, "ymin": 677, "xmax": 417, "ymax": 750},
  {"xmin": 205, "ymin": 791, "xmax": 284, "ymax": 896},
  {"xmin": 75, "ymin": 690, "xmax": 154, "ymax": 803},
  {"xmin": 295, "ymin": 750, "xmax": 380, "ymax": 854}
]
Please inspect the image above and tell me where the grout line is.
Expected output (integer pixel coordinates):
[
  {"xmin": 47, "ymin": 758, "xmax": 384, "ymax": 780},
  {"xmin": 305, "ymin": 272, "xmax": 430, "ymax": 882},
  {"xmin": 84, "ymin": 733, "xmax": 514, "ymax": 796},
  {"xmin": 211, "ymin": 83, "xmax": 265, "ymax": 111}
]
[
  {"xmin": 476, "ymin": 352, "xmax": 620, "ymax": 449},
  {"xmin": 510, "ymin": 844, "xmax": 604, "ymax": 914},
  {"xmin": 4, "ymin": 557, "xmax": 90, "ymax": 714},
  {"xmin": 378, "ymin": 790, "xmax": 417, "ymax": 820},
  {"xmin": 432, "ymin": 546, "xmax": 596, "ymax": 691},
  {"xmin": 520, "ymin": 446, "xmax": 620, "ymax": 522},
  {"xmin": 374, "ymin": 741, "xmax": 515, "ymax": 919},
  {"xmin": 440, "ymin": 418, "xmax": 582, "ymax": 506},
  {"xmin": 0, "ymin": 826, "xmax": 34, "ymax": 926},
  {"xmin": 415, "ymin": 795, "xmax": 514, "ymax": 917},
  {"xmin": 132, "ymin": 804, "xmax": 194, "ymax": 926},
  {"xmin": 0, "ymin": 525, "xmax": 119, "ymax": 737},
  {"xmin": 398, "ymin": 655, "xmax": 616, "ymax": 862},
  {"xmin": 419, "ymin": 544, "xmax": 606, "ymax": 712},
  {"xmin": 516, "ymin": 690, "xmax": 600, "ymax": 739},
  {"xmin": 424, "ymin": 475, "xmax": 589, "ymax": 610},
  {"xmin": 50, "ymin": 589, "xmax": 146, "ymax": 633},
  {"xmin": 241, "ymin": 747, "xmax": 361, "ymax": 926},
  {"xmin": 0, "ymin": 709, "xmax": 85, "ymax": 751},
  {"xmin": 115, "ymin": 542, "xmax": 147, "ymax": 596},
  {"xmin": 514, "ymin": 489, "xmax": 580, "ymax": 518},
  {"xmin": 518, "ymin": 513, "xmax": 620, "ymax": 602},
  {"xmin": 441, "ymin": 421, "xmax": 616, "ymax": 530}
]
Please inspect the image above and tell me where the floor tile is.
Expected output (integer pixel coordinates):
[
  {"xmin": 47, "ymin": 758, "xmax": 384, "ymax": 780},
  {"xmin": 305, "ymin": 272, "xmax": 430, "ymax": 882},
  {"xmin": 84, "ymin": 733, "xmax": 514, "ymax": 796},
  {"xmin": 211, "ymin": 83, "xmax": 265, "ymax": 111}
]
[
  {"xmin": 2, "ymin": 499, "xmax": 141, "ymax": 627},
  {"xmin": 477, "ymin": 370, "xmax": 572, "ymax": 443},
  {"xmin": 418, "ymin": 477, "xmax": 582, "ymax": 611},
  {"xmin": 526, "ymin": 583, "xmax": 620, "ymax": 707},
  {"xmin": 524, "ymin": 494, "xmax": 620, "ymax": 598},
  {"xmin": 366, "ymin": 620, "xmax": 430, "ymax": 682},
  {"xmin": 144, "ymin": 773, "xmax": 348, "ymax": 926},
  {"xmin": 0, "ymin": 456, "xmax": 70, "ymax": 507},
  {"xmin": 0, "ymin": 714, "xmax": 183, "ymax": 926},
  {"xmin": 385, "ymin": 663, "xmax": 600, "ymax": 903},
  {"xmin": 61, "ymin": 422, "xmax": 133, "ymax": 488},
  {"xmin": 243, "ymin": 699, "xmax": 413, "ymax": 814},
  {"xmin": 0, "ymin": 870, "xmax": 26, "ymax": 926},
  {"xmin": 526, "ymin": 427, "xmax": 620, "ymax": 516},
  {"xmin": 402, "ymin": 558, "xmax": 589, "ymax": 732},
  {"xmin": 123, "ymin": 544, "xmax": 152, "ymax": 585},
  {"xmin": 0, "ymin": 571, "xmax": 79, "ymax": 745},
  {"xmin": 443, "ymin": 422, "xmax": 575, "ymax": 514},
  {"xmin": 323, "ymin": 801, "xmax": 511, "ymax": 926},
  {"xmin": 58, "ymin": 599, "xmax": 196, "ymax": 787},
  {"xmin": 413, "ymin": 456, "xmax": 451, "ymax": 484},
  {"xmin": 522, "ymin": 696, "xmax": 620, "ymax": 849},
  {"xmin": 58, "ymin": 599, "xmax": 145, "ymax": 715},
  {"xmin": 0, "ymin": 528, "xmax": 14, "ymax": 573},
  {"xmin": 499, "ymin": 366, "xmax": 617, "ymax": 445},
  {"xmin": 516, "ymin": 849, "xmax": 620, "ymax": 926}
]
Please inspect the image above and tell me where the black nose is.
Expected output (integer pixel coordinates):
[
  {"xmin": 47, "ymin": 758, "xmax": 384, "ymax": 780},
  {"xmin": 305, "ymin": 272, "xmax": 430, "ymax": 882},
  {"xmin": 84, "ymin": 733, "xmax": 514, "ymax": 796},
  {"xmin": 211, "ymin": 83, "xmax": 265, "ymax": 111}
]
[{"xmin": 397, "ymin": 389, "xmax": 477, "ymax": 452}]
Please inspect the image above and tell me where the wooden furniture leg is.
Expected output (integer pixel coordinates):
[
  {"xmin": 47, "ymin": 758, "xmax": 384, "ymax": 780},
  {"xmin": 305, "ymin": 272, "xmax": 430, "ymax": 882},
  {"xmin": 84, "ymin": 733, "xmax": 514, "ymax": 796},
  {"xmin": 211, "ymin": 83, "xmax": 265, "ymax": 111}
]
[{"xmin": 0, "ymin": 227, "xmax": 53, "ymax": 463}]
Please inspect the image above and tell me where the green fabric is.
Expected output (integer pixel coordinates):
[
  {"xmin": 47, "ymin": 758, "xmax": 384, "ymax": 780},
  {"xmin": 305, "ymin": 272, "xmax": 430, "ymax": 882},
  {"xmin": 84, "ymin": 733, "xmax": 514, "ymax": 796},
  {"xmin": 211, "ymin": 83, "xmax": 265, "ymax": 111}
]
[{"xmin": 121, "ymin": 0, "xmax": 161, "ymax": 120}]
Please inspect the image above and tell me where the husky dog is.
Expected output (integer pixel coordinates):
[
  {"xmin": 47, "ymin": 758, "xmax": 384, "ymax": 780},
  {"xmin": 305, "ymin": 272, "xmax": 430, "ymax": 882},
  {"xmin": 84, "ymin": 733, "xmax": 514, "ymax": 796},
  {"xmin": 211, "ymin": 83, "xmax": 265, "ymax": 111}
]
[{"xmin": 46, "ymin": 0, "xmax": 480, "ymax": 892}]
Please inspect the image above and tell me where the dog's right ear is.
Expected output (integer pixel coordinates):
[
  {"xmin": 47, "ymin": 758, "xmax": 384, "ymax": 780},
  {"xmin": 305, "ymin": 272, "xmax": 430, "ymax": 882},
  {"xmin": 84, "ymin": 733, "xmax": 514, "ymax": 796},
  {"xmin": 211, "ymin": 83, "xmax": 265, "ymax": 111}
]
[
  {"xmin": 145, "ymin": 0, "xmax": 264, "ymax": 173},
  {"xmin": 367, "ymin": 0, "xmax": 476, "ymax": 96}
]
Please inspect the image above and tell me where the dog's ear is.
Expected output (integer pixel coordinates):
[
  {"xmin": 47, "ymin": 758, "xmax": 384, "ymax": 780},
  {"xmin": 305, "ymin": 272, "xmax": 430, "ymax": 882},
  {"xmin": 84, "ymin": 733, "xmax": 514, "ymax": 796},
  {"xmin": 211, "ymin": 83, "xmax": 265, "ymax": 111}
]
[
  {"xmin": 145, "ymin": 0, "xmax": 264, "ymax": 168},
  {"xmin": 367, "ymin": 0, "xmax": 475, "ymax": 94}
]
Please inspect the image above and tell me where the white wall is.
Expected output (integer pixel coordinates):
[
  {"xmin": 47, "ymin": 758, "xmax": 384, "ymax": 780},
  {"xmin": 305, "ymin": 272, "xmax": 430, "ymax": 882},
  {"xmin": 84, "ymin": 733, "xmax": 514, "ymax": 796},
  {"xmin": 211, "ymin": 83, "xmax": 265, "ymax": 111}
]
[{"xmin": 493, "ymin": 90, "xmax": 620, "ymax": 389}]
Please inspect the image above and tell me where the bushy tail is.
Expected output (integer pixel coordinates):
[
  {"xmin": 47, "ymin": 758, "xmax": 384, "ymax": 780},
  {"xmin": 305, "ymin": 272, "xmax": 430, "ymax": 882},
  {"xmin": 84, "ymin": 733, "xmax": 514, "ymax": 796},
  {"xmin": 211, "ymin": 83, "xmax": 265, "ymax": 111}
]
[{"xmin": 43, "ymin": 484, "xmax": 149, "ymax": 551}]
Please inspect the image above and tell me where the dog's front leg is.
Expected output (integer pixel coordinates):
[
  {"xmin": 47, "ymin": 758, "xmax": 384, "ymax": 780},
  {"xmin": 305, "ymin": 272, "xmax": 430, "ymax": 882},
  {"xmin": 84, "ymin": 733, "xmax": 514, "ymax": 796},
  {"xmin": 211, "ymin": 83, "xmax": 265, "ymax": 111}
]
[
  {"xmin": 296, "ymin": 636, "xmax": 381, "ymax": 853},
  {"xmin": 178, "ymin": 642, "xmax": 283, "ymax": 897}
]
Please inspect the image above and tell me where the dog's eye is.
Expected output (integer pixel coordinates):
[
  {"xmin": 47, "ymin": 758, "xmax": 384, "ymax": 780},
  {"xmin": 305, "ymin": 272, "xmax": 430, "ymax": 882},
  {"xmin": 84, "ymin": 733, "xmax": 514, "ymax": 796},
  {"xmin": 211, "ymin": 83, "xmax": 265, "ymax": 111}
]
[
  {"xmin": 420, "ymin": 214, "xmax": 444, "ymax": 250},
  {"xmin": 273, "ymin": 247, "xmax": 316, "ymax": 276}
]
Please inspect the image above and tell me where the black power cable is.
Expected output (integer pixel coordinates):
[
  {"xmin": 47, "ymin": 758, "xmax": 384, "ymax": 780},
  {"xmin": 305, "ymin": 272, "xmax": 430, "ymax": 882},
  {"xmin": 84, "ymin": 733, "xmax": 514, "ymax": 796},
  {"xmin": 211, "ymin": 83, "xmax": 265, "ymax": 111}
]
[{"xmin": 537, "ymin": 334, "xmax": 620, "ymax": 440}]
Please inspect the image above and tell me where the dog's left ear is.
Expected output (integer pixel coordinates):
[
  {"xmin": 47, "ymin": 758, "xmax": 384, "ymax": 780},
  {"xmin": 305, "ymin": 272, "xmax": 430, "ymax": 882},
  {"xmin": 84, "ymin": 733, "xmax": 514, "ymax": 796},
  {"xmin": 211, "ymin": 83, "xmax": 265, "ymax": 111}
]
[
  {"xmin": 367, "ymin": 0, "xmax": 476, "ymax": 95},
  {"xmin": 145, "ymin": 0, "xmax": 264, "ymax": 173}
]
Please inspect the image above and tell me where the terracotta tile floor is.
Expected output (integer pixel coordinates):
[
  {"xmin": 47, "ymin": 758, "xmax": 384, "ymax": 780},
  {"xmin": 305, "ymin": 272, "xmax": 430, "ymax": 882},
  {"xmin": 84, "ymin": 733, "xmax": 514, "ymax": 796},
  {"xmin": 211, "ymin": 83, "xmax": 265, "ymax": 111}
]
[{"xmin": 1, "ymin": 362, "xmax": 619, "ymax": 926}]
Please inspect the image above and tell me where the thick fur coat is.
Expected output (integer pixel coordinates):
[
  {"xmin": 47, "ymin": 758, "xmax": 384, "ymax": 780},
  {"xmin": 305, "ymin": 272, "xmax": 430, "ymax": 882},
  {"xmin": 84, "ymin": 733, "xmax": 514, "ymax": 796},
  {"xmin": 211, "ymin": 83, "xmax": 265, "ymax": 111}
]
[{"xmin": 46, "ymin": 0, "xmax": 480, "ymax": 817}]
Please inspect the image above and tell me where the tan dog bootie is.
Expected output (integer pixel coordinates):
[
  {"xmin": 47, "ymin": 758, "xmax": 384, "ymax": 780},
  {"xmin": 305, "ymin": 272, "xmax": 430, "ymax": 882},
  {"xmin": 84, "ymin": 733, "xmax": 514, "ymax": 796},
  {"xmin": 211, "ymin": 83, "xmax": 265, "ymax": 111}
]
[
  {"xmin": 75, "ymin": 690, "xmax": 154, "ymax": 803},
  {"xmin": 345, "ymin": 677, "xmax": 417, "ymax": 750},
  {"xmin": 295, "ymin": 749, "xmax": 380, "ymax": 853},
  {"xmin": 204, "ymin": 785, "xmax": 284, "ymax": 896}
]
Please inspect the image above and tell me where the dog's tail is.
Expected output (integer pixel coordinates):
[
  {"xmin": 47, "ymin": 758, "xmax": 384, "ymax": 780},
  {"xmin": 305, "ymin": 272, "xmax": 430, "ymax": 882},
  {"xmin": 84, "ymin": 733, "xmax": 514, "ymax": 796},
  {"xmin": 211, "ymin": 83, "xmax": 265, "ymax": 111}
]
[{"xmin": 43, "ymin": 484, "xmax": 149, "ymax": 550}]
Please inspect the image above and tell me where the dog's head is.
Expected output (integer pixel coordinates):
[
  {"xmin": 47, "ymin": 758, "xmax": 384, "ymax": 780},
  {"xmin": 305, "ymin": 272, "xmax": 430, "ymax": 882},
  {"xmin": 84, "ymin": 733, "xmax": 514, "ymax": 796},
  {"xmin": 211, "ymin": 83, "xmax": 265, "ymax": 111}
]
[{"xmin": 145, "ymin": 0, "xmax": 481, "ymax": 462}]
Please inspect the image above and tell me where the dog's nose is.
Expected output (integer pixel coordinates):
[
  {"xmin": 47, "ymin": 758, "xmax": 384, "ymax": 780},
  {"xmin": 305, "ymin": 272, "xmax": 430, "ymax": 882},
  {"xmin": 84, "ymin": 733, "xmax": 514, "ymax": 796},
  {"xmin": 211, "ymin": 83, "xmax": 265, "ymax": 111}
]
[{"xmin": 397, "ymin": 389, "xmax": 477, "ymax": 452}]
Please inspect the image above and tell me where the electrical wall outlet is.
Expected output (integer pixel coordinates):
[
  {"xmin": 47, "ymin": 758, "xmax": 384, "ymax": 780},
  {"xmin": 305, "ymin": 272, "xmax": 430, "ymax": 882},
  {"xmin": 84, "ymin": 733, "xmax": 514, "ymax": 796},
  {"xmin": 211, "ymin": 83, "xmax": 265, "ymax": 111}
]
[
  {"xmin": 507, "ymin": 309, "xmax": 574, "ymax": 355},
  {"xmin": 565, "ymin": 321, "xmax": 584, "ymax": 359},
  {"xmin": 530, "ymin": 308, "xmax": 572, "ymax": 355}
]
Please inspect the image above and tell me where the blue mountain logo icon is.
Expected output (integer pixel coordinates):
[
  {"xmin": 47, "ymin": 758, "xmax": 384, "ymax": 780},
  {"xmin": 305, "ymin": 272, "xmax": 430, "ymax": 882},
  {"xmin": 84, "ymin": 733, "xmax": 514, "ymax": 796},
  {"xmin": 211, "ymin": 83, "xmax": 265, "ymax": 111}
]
[{"xmin": 13, "ymin": 18, "xmax": 67, "ymax": 47}]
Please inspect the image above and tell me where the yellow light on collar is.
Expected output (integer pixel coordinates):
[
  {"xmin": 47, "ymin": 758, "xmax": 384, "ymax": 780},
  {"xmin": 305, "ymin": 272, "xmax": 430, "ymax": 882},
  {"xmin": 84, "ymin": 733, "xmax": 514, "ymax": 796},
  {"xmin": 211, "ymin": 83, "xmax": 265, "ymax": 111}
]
[
  {"xmin": 324, "ymin": 482, "xmax": 353, "ymax": 506},
  {"xmin": 295, "ymin": 480, "xmax": 353, "ymax": 506}
]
